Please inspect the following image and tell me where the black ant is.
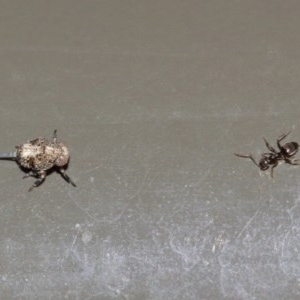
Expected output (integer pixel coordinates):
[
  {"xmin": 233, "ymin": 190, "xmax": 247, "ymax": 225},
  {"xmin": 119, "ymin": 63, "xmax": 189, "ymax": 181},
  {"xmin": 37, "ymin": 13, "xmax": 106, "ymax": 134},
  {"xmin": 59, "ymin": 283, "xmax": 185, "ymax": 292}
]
[{"xmin": 234, "ymin": 131, "xmax": 300, "ymax": 178}]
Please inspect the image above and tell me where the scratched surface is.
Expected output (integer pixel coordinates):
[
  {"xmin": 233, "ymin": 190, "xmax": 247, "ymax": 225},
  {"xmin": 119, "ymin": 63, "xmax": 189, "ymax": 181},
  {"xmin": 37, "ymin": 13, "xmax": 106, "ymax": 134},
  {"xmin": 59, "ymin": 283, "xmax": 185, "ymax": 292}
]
[{"xmin": 1, "ymin": 1, "xmax": 300, "ymax": 299}]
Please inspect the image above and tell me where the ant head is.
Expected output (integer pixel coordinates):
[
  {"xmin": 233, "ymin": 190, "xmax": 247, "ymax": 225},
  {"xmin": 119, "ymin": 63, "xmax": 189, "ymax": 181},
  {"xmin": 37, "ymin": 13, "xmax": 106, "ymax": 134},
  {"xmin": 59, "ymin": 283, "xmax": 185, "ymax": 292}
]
[
  {"xmin": 259, "ymin": 160, "xmax": 269, "ymax": 170},
  {"xmin": 282, "ymin": 142, "xmax": 299, "ymax": 157}
]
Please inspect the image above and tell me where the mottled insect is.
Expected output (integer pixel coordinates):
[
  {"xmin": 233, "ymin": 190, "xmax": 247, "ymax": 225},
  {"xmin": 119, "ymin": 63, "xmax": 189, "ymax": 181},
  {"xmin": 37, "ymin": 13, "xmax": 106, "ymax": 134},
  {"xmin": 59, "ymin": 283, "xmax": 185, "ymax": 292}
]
[
  {"xmin": 234, "ymin": 131, "xmax": 300, "ymax": 178},
  {"xmin": 0, "ymin": 130, "xmax": 76, "ymax": 191}
]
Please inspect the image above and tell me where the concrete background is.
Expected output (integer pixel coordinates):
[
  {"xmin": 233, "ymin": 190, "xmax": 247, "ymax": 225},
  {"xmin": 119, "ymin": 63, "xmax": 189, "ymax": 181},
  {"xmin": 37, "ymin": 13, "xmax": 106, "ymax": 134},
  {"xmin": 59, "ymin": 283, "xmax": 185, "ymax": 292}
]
[{"xmin": 1, "ymin": 1, "xmax": 300, "ymax": 299}]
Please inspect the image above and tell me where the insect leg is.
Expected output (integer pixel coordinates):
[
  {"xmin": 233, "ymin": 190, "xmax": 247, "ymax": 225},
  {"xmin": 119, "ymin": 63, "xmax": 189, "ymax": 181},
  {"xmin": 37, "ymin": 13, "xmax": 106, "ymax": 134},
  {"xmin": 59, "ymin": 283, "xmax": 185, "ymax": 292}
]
[
  {"xmin": 23, "ymin": 171, "xmax": 38, "ymax": 179},
  {"xmin": 263, "ymin": 137, "xmax": 276, "ymax": 153},
  {"xmin": 24, "ymin": 171, "xmax": 46, "ymax": 192},
  {"xmin": 234, "ymin": 153, "xmax": 260, "ymax": 168},
  {"xmin": 285, "ymin": 158, "xmax": 300, "ymax": 165},
  {"xmin": 59, "ymin": 168, "xmax": 76, "ymax": 187},
  {"xmin": 270, "ymin": 162, "xmax": 278, "ymax": 178},
  {"xmin": 277, "ymin": 130, "xmax": 292, "ymax": 149}
]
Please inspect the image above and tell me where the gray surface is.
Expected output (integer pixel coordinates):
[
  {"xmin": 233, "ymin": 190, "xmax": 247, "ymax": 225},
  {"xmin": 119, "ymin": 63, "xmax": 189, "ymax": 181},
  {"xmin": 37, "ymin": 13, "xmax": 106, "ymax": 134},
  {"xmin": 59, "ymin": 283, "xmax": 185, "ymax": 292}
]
[{"xmin": 1, "ymin": 1, "xmax": 300, "ymax": 299}]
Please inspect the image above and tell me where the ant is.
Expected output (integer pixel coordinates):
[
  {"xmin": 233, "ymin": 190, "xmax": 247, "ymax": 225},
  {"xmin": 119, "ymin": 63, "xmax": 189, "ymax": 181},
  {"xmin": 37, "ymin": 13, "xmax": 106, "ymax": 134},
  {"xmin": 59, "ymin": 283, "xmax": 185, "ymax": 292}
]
[{"xmin": 234, "ymin": 131, "xmax": 300, "ymax": 178}]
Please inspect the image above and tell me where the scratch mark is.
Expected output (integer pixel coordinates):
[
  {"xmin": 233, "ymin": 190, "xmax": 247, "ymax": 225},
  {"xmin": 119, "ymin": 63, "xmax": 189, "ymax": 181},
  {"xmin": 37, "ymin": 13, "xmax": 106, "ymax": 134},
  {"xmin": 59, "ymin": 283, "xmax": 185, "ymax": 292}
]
[
  {"xmin": 70, "ymin": 229, "xmax": 80, "ymax": 251},
  {"xmin": 235, "ymin": 210, "xmax": 259, "ymax": 241},
  {"xmin": 82, "ymin": 163, "xmax": 103, "ymax": 173},
  {"xmin": 64, "ymin": 224, "xmax": 81, "ymax": 260},
  {"xmin": 68, "ymin": 165, "xmax": 158, "ymax": 224},
  {"xmin": 94, "ymin": 166, "xmax": 158, "ymax": 224}
]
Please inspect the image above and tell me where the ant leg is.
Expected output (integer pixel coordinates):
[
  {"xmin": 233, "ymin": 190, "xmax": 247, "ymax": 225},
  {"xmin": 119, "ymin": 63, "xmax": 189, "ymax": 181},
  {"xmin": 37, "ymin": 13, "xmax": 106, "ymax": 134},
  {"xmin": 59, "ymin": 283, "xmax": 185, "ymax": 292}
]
[
  {"xmin": 285, "ymin": 158, "xmax": 300, "ymax": 165},
  {"xmin": 277, "ymin": 130, "xmax": 292, "ymax": 149},
  {"xmin": 234, "ymin": 153, "xmax": 260, "ymax": 168},
  {"xmin": 263, "ymin": 137, "xmax": 276, "ymax": 153},
  {"xmin": 59, "ymin": 168, "xmax": 77, "ymax": 187},
  {"xmin": 23, "ymin": 171, "xmax": 46, "ymax": 192},
  {"xmin": 52, "ymin": 129, "xmax": 58, "ymax": 143},
  {"xmin": 270, "ymin": 162, "xmax": 278, "ymax": 178}
]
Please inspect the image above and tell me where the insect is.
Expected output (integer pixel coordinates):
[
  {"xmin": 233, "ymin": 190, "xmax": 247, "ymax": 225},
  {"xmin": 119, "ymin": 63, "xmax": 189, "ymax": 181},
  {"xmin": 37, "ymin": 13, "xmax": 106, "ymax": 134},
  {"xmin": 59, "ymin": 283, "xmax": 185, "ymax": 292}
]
[
  {"xmin": 234, "ymin": 131, "xmax": 300, "ymax": 178},
  {"xmin": 0, "ymin": 130, "xmax": 76, "ymax": 191}
]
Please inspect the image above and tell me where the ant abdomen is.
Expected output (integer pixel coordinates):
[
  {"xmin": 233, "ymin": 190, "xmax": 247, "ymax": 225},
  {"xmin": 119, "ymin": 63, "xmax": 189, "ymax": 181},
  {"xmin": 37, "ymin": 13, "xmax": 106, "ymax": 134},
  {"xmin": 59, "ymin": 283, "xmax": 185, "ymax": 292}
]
[{"xmin": 281, "ymin": 142, "xmax": 299, "ymax": 157}]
